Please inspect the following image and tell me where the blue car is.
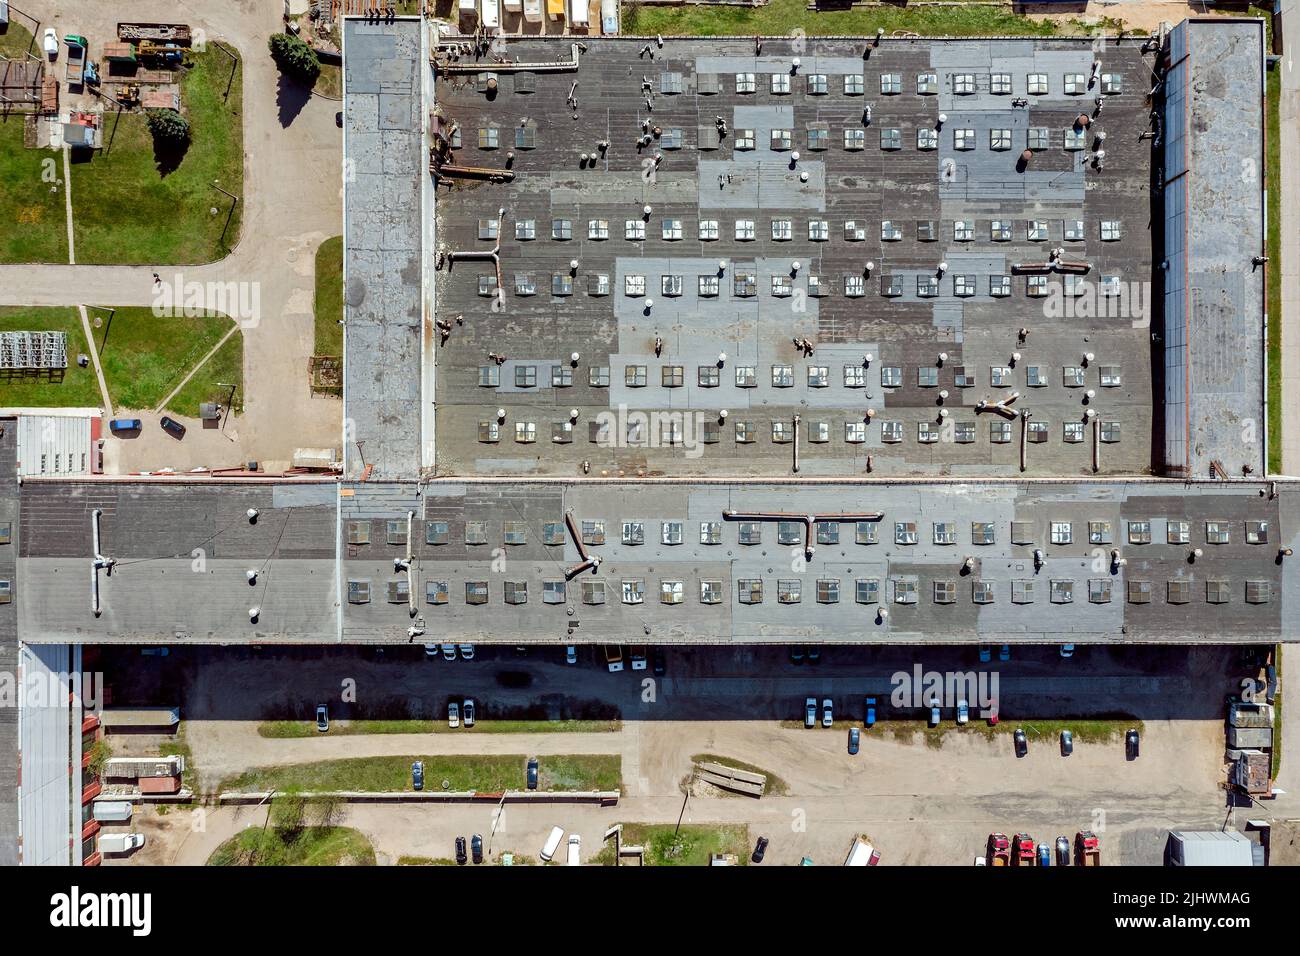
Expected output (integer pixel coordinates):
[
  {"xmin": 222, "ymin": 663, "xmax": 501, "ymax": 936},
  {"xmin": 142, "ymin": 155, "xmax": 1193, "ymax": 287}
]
[
  {"xmin": 1037, "ymin": 842, "xmax": 1051, "ymax": 867},
  {"xmin": 109, "ymin": 418, "xmax": 142, "ymax": 433},
  {"xmin": 412, "ymin": 760, "xmax": 424, "ymax": 791},
  {"xmin": 864, "ymin": 696, "xmax": 876, "ymax": 727}
]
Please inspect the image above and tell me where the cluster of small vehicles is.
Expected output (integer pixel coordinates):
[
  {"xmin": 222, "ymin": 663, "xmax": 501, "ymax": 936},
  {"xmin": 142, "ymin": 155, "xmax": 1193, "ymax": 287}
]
[{"xmin": 982, "ymin": 831, "xmax": 1101, "ymax": 866}]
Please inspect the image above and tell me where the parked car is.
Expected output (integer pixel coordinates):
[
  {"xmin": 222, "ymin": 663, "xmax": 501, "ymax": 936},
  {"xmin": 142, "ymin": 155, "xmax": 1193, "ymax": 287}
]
[
  {"xmin": 42, "ymin": 28, "xmax": 59, "ymax": 58},
  {"xmin": 1055, "ymin": 836, "xmax": 1071, "ymax": 866},
  {"xmin": 928, "ymin": 698, "xmax": 941, "ymax": 727},
  {"xmin": 458, "ymin": 644, "xmax": 475, "ymax": 660},
  {"xmin": 565, "ymin": 645, "xmax": 578, "ymax": 665},
  {"xmin": 979, "ymin": 645, "xmax": 992, "ymax": 663},
  {"xmin": 1126, "ymin": 728, "xmax": 1140, "ymax": 759},
  {"xmin": 1060, "ymin": 730, "xmax": 1074, "ymax": 756},
  {"xmin": 999, "ymin": 644, "xmax": 1011, "ymax": 662},
  {"xmin": 804, "ymin": 697, "xmax": 817, "ymax": 728},
  {"xmin": 848, "ymin": 726, "xmax": 860, "ymax": 755},
  {"xmin": 821, "ymin": 698, "xmax": 833, "ymax": 727},
  {"xmin": 789, "ymin": 645, "xmax": 805, "ymax": 665},
  {"xmin": 864, "ymin": 696, "xmax": 876, "ymax": 727},
  {"xmin": 455, "ymin": 836, "xmax": 467, "ymax": 865},
  {"xmin": 315, "ymin": 704, "xmax": 329, "ymax": 732},
  {"xmin": 471, "ymin": 833, "xmax": 483, "ymax": 864},
  {"xmin": 806, "ymin": 646, "xmax": 821, "ymax": 665},
  {"xmin": 630, "ymin": 645, "xmax": 648, "ymax": 670},
  {"xmin": 526, "ymin": 757, "xmax": 538, "ymax": 790},
  {"xmin": 604, "ymin": 645, "xmax": 624, "ymax": 672},
  {"xmin": 423, "ymin": 644, "xmax": 439, "ymax": 658},
  {"xmin": 140, "ymin": 647, "xmax": 169, "ymax": 657},
  {"xmin": 462, "ymin": 698, "xmax": 475, "ymax": 727},
  {"xmin": 1037, "ymin": 842, "xmax": 1051, "ymax": 867},
  {"xmin": 412, "ymin": 760, "xmax": 424, "ymax": 790},
  {"xmin": 159, "ymin": 416, "xmax": 186, "ymax": 439},
  {"xmin": 956, "ymin": 699, "xmax": 969, "ymax": 725},
  {"xmin": 1014, "ymin": 728, "xmax": 1028, "ymax": 757},
  {"xmin": 447, "ymin": 701, "xmax": 460, "ymax": 729},
  {"xmin": 1060, "ymin": 643, "xmax": 1075, "ymax": 658},
  {"xmin": 751, "ymin": 836, "xmax": 769, "ymax": 864},
  {"xmin": 109, "ymin": 418, "xmax": 142, "ymax": 434},
  {"xmin": 566, "ymin": 834, "xmax": 581, "ymax": 866},
  {"xmin": 441, "ymin": 644, "xmax": 457, "ymax": 661},
  {"xmin": 652, "ymin": 649, "xmax": 666, "ymax": 676}
]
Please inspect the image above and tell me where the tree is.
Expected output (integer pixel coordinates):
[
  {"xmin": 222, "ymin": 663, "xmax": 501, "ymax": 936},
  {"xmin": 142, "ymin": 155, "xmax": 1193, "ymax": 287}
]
[
  {"xmin": 145, "ymin": 108, "xmax": 190, "ymax": 148},
  {"xmin": 268, "ymin": 32, "xmax": 321, "ymax": 86}
]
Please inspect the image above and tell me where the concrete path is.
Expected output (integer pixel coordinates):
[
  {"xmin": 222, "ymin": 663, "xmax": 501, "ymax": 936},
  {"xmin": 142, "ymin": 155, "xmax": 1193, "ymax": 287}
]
[{"xmin": 0, "ymin": 0, "xmax": 344, "ymax": 471}]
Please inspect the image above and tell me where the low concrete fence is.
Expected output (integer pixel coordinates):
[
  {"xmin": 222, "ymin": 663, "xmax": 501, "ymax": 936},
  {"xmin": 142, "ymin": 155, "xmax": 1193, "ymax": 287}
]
[{"xmin": 218, "ymin": 789, "xmax": 619, "ymax": 806}]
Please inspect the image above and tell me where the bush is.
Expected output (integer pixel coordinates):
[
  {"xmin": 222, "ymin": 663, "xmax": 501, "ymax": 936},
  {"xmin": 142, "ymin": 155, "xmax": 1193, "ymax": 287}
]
[
  {"xmin": 269, "ymin": 32, "xmax": 321, "ymax": 86},
  {"xmin": 145, "ymin": 108, "xmax": 190, "ymax": 147}
]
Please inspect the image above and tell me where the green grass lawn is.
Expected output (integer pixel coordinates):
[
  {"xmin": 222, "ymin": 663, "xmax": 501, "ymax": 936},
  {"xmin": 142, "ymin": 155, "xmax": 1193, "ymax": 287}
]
[
  {"xmin": 879, "ymin": 715, "xmax": 1142, "ymax": 749},
  {"xmin": 0, "ymin": 307, "xmax": 100, "ymax": 407},
  {"xmin": 591, "ymin": 823, "xmax": 750, "ymax": 867},
  {"xmin": 69, "ymin": 45, "xmax": 244, "ymax": 264},
  {"xmin": 259, "ymin": 717, "xmax": 620, "ymax": 737},
  {"xmin": 96, "ymin": 307, "xmax": 236, "ymax": 411},
  {"xmin": 1265, "ymin": 62, "xmax": 1281, "ymax": 474},
  {"xmin": 0, "ymin": 20, "xmax": 34, "ymax": 59},
  {"xmin": 623, "ymin": 1, "xmax": 1111, "ymax": 38},
  {"xmin": 314, "ymin": 235, "xmax": 343, "ymax": 357},
  {"xmin": 208, "ymin": 826, "xmax": 375, "ymax": 866},
  {"xmin": 218, "ymin": 753, "xmax": 621, "ymax": 794},
  {"xmin": 165, "ymin": 328, "xmax": 244, "ymax": 417},
  {"xmin": 0, "ymin": 120, "xmax": 70, "ymax": 264},
  {"xmin": 313, "ymin": 63, "xmax": 343, "ymax": 99}
]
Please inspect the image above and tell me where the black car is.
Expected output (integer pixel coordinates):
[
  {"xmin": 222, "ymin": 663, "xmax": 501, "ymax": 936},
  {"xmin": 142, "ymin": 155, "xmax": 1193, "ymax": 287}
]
[
  {"xmin": 160, "ymin": 416, "xmax": 186, "ymax": 440},
  {"xmin": 652, "ymin": 649, "xmax": 666, "ymax": 677},
  {"xmin": 1125, "ymin": 728, "xmax": 1140, "ymax": 760},
  {"xmin": 806, "ymin": 646, "xmax": 821, "ymax": 665},
  {"xmin": 411, "ymin": 760, "xmax": 424, "ymax": 791},
  {"xmin": 751, "ymin": 836, "xmax": 769, "ymax": 864},
  {"xmin": 1055, "ymin": 836, "xmax": 1071, "ymax": 866},
  {"xmin": 1060, "ymin": 730, "xmax": 1073, "ymax": 756},
  {"xmin": 471, "ymin": 834, "xmax": 483, "ymax": 864},
  {"xmin": 455, "ymin": 836, "xmax": 468, "ymax": 865},
  {"xmin": 1013, "ymin": 728, "xmax": 1028, "ymax": 758},
  {"xmin": 526, "ymin": 757, "xmax": 539, "ymax": 790}
]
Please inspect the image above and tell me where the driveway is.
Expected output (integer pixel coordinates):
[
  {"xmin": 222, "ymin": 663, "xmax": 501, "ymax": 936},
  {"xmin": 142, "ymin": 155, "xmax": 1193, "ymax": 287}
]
[{"xmin": 0, "ymin": 0, "xmax": 343, "ymax": 471}]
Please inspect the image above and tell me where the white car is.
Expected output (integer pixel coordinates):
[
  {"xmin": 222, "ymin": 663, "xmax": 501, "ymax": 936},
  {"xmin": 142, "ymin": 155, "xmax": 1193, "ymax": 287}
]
[
  {"xmin": 804, "ymin": 697, "xmax": 817, "ymax": 728},
  {"xmin": 458, "ymin": 643, "xmax": 475, "ymax": 660},
  {"xmin": 447, "ymin": 702, "xmax": 460, "ymax": 729},
  {"xmin": 821, "ymin": 698, "xmax": 833, "ymax": 728},
  {"xmin": 565, "ymin": 645, "xmax": 578, "ymax": 664},
  {"xmin": 566, "ymin": 833, "xmax": 582, "ymax": 866},
  {"xmin": 424, "ymin": 644, "xmax": 439, "ymax": 658},
  {"xmin": 441, "ymin": 644, "xmax": 457, "ymax": 661},
  {"xmin": 43, "ymin": 28, "xmax": 59, "ymax": 58},
  {"xmin": 956, "ymin": 699, "xmax": 969, "ymax": 725},
  {"xmin": 1060, "ymin": 643, "xmax": 1075, "ymax": 658},
  {"xmin": 315, "ymin": 704, "xmax": 329, "ymax": 732},
  {"xmin": 463, "ymin": 698, "xmax": 476, "ymax": 727}
]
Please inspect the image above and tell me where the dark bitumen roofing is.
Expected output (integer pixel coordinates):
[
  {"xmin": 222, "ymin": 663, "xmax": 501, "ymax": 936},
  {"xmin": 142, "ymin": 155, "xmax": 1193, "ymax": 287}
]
[{"xmin": 429, "ymin": 35, "xmax": 1164, "ymax": 478}]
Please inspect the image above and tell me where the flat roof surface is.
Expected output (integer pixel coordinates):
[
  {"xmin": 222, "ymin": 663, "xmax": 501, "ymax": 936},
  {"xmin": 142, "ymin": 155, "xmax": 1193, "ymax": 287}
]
[
  {"xmin": 431, "ymin": 36, "xmax": 1159, "ymax": 478},
  {"xmin": 10, "ymin": 475, "xmax": 1300, "ymax": 645},
  {"xmin": 17, "ymin": 481, "xmax": 338, "ymax": 643},
  {"xmin": 0, "ymin": 420, "xmax": 20, "ymax": 865},
  {"xmin": 343, "ymin": 16, "xmax": 427, "ymax": 481},
  {"xmin": 1161, "ymin": 19, "xmax": 1266, "ymax": 479}
]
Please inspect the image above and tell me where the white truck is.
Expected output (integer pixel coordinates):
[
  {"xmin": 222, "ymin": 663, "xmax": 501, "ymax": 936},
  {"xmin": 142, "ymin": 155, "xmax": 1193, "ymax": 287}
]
[{"xmin": 98, "ymin": 833, "xmax": 146, "ymax": 854}]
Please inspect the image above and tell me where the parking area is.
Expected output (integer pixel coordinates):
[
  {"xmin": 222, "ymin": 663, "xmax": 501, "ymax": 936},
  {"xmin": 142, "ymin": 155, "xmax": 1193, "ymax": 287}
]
[{"xmin": 94, "ymin": 643, "xmax": 1251, "ymax": 865}]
